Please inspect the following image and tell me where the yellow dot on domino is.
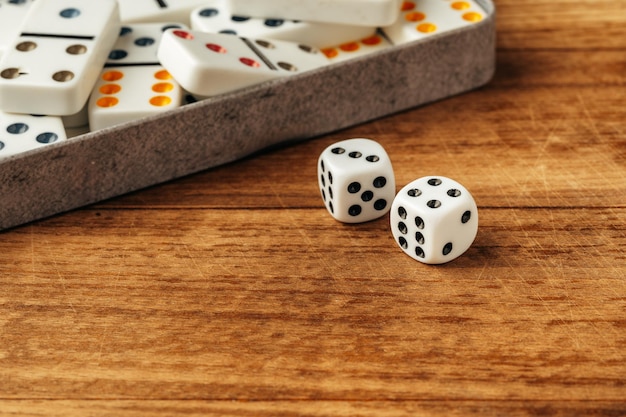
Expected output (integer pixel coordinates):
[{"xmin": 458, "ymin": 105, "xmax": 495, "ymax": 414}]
[
  {"xmin": 96, "ymin": 97, "xmax": 119, "ymax": 108},
  {"xmin": 417, "ymin": 23, "xmax": 437, "ymax": 33},
  {"xmin": 405, "ymin": 11, "xmax": 426, "ymax": 22},
  {"xmin": 150, "ymin": 96, "xmax": 172, "ymax": 107},
  {"xmin": 463, "ymin": 12, "xmax": 483, "ymax": 22},
  {"xmin": 102, "ymin": 70, "xmax": 123, "ymax": 82},
  {"xmin": 152, "ymin": 82, "xmax": 174, "ymax": 93},
  {"xmin": 361, "ymin": 35, "xmax": 383, "ymax": 46},
  {"xmin": 321, "ymin": 48, "xmax": 338, "ymax": 59},
  {"xmin": 451, "ymin": 1, "xmax": 471, "ymax": 10},
  {"xmin": 99, "ymin": 84, "xmax": 121, "ymax": 95},
  {"xmin": 154, "ymin": 69, "xmax": 173, "ymax": 80},
  {"xmin": 339, "ymin": 42, "xmax": 360, "ymax": 53}
]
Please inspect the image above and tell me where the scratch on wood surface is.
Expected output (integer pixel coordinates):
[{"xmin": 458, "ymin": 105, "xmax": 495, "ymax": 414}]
[
  {"xmin": 495, "ymin": 206, "xmax": 626, "ymax": 355},
  {"xmin": 577, "ymin": 93, "xmax": 602, "ymax": 143},
  {"xmin": 493, "ymin": 210, "xmax": 575, "ymax": 328},
  {"xmin": 186, "ymin": 226, "xmax": 240, "ymax": 276},
  {"xmin": 267, "ymin": 176, "xmax": 289, "ymax": 209},
  {"xmin": 181, "ymin": 240, "xmax": 211, "ymax": 279},
  {"xmin": 39, "ymin": 235, "xmax": 79, "ymax": 315},
  {"xmin": 29, "ymin": 224, "xmax": 36, "ymax": 278}
]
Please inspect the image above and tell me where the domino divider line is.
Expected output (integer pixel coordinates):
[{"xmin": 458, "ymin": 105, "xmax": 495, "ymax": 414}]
[{"xmin": 0, "ymin": 0, "xmax": 495, "ymax": 231}]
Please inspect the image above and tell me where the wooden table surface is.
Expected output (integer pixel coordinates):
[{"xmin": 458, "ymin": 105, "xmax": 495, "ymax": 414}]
[{"xmin": 1, "ymin": 0, "xmax": 625, "ymax": 415}]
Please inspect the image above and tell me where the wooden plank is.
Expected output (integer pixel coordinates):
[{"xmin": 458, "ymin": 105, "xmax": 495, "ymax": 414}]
[
  {"xmin": 1, "ymin": 209, "xmax": 624, "ymax": 401},
  {"xmin": 495, "ymin": 0, "xmax": 626, "ymax": 49},
  {"xmin": 0, "ymin": 400, "xmax": 625, "ymax": 417}
]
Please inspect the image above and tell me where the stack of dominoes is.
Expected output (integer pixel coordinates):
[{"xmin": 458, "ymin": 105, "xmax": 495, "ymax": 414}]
[{"xmin": 0, "ymin": 0, "xmax": 485, "ymax": 159}]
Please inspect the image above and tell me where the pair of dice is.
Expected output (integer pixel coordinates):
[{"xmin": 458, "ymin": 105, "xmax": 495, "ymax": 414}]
[{"xmin": 317, "ymin": 138, "xmax": 478, "ymax": 264}]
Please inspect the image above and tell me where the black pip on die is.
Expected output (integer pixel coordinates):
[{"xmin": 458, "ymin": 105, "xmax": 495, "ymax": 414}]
[
  {"xmin": 318, "ymin": 138, "xmax": 395, "ymax": 223},
  {"xmin": 390, "ymin": 176, "xmax": 478, "ymax": 264}
]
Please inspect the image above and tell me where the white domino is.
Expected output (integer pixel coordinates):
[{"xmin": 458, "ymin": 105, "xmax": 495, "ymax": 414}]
[
  {"xmin": 0, "ymin": 0, "xmax": 34, "ymax": 59},
  {"xmin": 190, "ymin": 0, "xmax": 375, "ymax": 49},
  {"xmin": 0, "ymin": 0, "xmax": 121, "ymax": 116},
  {"xmin": 321, "ymin": 0, "xmax": 486, "ymax": 63},
  {"xmin": 0, "ymin": 112, "xmax": 67, "ymax": 158},
  {"xmin": 383, "ymin": 0, "xmax": 485, "ymax": 45},
  {"xmin": 117, "ymin": 0, "xmax": 207, "ymax": 25},
  {"xmin": 228, "ymin": 0, "xmax": 402, "ymax": 27},
  {"xmin": 88, "ymin": 23, "xmax": 185, "ymax": 131},
  {"xmin": 321, "ymin": 31, "xmax": 393, "ymax": 63},
  {"xmin": 157, "ymin": 29, "xmax": 330, "ymax": 96}
]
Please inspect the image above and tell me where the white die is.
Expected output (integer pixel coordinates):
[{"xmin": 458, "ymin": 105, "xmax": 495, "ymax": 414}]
[
  {"xmin": 390, "ymin": 176, "xmax": 478, "ymax": 264},
  {"xmin": 318, "ymin": 138, "xmax": 395, "ymax": 223}
]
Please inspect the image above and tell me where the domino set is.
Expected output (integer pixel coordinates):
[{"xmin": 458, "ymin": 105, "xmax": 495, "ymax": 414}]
[{"xmin": 0, "ymin": 0, "xmax": 495, "ymax": 230}]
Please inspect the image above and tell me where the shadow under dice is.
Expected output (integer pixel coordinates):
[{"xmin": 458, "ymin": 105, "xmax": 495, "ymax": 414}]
[
  {"xmin": 390, "ymin": 176, "xmax": 478, "ymax": 264},
  {"xmin": 318, "ymin": 138, "xmax": 395, "ymax": 223}
]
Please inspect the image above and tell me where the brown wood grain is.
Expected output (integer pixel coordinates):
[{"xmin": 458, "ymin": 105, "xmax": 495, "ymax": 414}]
[{"xmin": 1, "ymin": 0, "xmax": 625, "ymax": 415}]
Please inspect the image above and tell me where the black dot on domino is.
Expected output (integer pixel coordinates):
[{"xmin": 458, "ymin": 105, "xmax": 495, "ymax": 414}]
[
  {"xmin": 264, "ymin": 19, "xmax": 285, "ymax": 27},
  {"xmin": 199, "ymin": 8, "xmax": 219, "ymax": 17},
  {"xmin": 60, "ymin": 8, "xmax": 80, "ymax": 18},
  {"xmin": 108, "ymin": 49, "xmax": 128, "ymax": 60},
  {"xmin": 36, "ymin": 132, "xmax": 59, "ymax": 144},
  {"xmin": 135, "ymin": 37, "xmax": 155, "ymax": 47},
  {"xmin": 7, "ymin": 123, "xmax": 28, "ymax": 134},
  {"xmin": 161, "ymin": 24, "xmax": 183, "ymax": 32}
]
